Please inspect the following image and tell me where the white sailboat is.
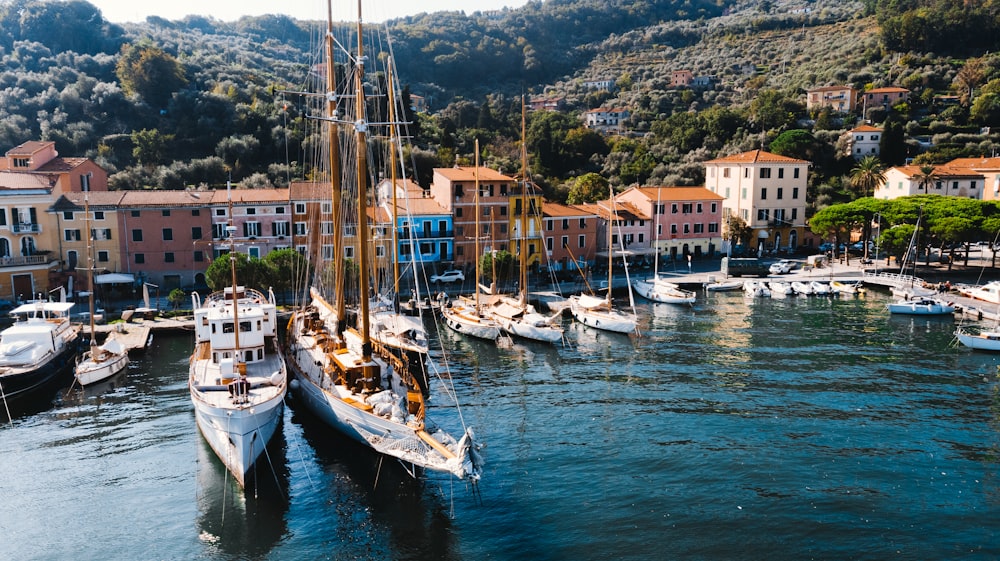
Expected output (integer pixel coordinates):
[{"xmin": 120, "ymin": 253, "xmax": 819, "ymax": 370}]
[
  {"xmin": 486, "ymin": 100, "xmax": 564, "ymax": 344},
  {"xmin": 887, "ymin": 296, "xmax": 955, "ymax": 315},
  {"xmin": 75, "ymin": 195, "xmax": 129, "ymax": 386},
  {"xmin": 631, "ymin": 189, "xmax": 696, "ymax": 305},
  {"xmin": 284, "ymin": 2, "xmax": 481, "ymax": 481},
  {"xmin": 569, "ymin": 187, "xmax": 638, "ymax": 334},
  {"xmin": 189, "ymin": 189, "xmax": 287, "ymax": 488},
  {"xmin": 440, "ymin": 141, "xmax": 501, "ymax": 341}
]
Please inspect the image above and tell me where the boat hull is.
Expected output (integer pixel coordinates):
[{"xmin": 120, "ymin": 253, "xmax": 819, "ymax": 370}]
[
  {"xmin": 956, "ymin": 330, "xmax": 1000, "ymax": 351},
  {"xmin": 887, "ymin": 299, "xmax": 955, "ymax": 315},
  {"xmin": 191, "ymin": 390, "xmax": 284, "ymax": 487},
  {"xmin": 441, "ymin": 305, "xmax": 501, "ymax": 340},
  {"xmin": 75, "ymin": 351, "xmax": 129, "ymax": 386},
  {"xmin": 632, "ymin": 278, "xmax": 696, "ymax": 304},
  {"xmin": 569, "ymin": 298, "xmax": 636, "ymax": 334},
  {"xmin": 0, "ymin": 342, "xmax": 77, "ymax": 403}
]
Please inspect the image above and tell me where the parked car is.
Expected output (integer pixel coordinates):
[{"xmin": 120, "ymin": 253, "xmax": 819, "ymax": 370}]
[
  {"xmin": 818, "ymin": 242, "xmax": 846, "ymax": 253},
  {"xmin": 430, "ymin": 270, "xmax": 465, "ymax": 283},
  {"xmin": 769, "ymin": 259, "xmax": 794, "ymax": 274}
]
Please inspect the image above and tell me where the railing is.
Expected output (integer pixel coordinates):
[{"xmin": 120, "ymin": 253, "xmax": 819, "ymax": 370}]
[
  {"xmin": 862, "ymin": 271, "xmax": 925, "ymax": 289},
  {"xmin": 0, "ymin": 255, "xmax": 50, "ymax": 267},
  {"xmin": 10, "ymin": 223, "xmax": 40, "ymax": 233}
]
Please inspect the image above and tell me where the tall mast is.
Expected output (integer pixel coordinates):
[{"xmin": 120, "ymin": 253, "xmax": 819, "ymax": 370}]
[
  {"xmin": 325, "ymin": 0, "xmax": 346, "ymax": 331},
  {"xmin": 519, "ymin": 97, "xmax": 528, "ymax": 308},
  {"xmin": 387, "ymin": 57, "xmax": 401, "ymax": 305},
  {"xmin": 607, "ymin": 186, "xmax": 614, "ymax": 305},
  {"xmin": 84, "ymin": 195, "xmax": 96, "ymax": 349},
  {"xmin": 474, "ymin": 139, "xmax": 481, "ymax": 311},
  {"xmin": 227, "ymin": 181, "xmax": 242, "ymax": 374},
  {"xmin": 354, "ymin": 0, "xmax": 372, "ymax": 359}
]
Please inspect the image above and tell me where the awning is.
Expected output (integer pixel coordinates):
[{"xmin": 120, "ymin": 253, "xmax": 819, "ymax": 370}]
[{"xmin": 94, "ymin": 273, "xmax": 135, "ymax": 285}]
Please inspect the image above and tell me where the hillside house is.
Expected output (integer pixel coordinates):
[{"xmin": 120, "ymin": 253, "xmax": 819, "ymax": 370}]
[{"xmin": 806, "ymin": 85, "xmax": 858, "ymax": 113}]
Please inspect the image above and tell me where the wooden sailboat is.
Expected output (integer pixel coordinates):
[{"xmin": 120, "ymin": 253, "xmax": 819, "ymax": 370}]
[
  {"xmin": 75, "ymin": 195, "xmax": 129, "ymax": 386},
  {"xmin": 569, "ymin": 188, "xmax": 638, "ymax": 334},
  {"xmin": 283, "ymin": 1, "xmax": 481, "ymax": 480},
  {"xmin": 189, "ymin": 186, "xmax": 287, "ymax": 488},
  {"xmin": 440, "ymin": 140, "xmax": 502, "ymax": 340},
  {"xmin": 486, "ymin": 99, "xmax": 564, "ymax": 344}
]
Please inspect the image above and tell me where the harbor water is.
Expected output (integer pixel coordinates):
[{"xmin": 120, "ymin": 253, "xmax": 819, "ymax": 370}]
[{"xmin": 2, "ymin": 289, "xmax": 998, "ymax": 560}]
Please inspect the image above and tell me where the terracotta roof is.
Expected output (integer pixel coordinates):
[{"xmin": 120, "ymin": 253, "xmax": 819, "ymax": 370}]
[
  {"xmin": 434, "ymin": 166, "xmax": 515, "ymax": 182},
  {"xmin": 210, "ymin": 188, "xmax": 289, "ymax": 204},
  {"xmin": 849, "ymin": 124, "xmax": 882, "ymax": 133},
  {"xmin": 543, "ymin": 200, "xmax": 591, "ymax": 218},
  {"xmin": 630, "ymin": 186, "xmax": 725, "ymax": 202},
  {"xmin": 891, "ymin": 165, "xmax": 983, "ymax": 179},
  {"xmin": 575, "ymin": 201, "xmax": 647, "ymax": 221},
  {"xmin": 808, "ymin": 85, "xmax": 855, "ymax": 92},
  {"xmin": 865, "ymin": 87, "xmax": 909, "ymax": 94},
  {"xmin": 118, "ymin": 190, "xmax": 214, "ymax": 207},
  {"xmin": 36, "ymin": 157, "xmax": 87, "ymax": 172},
  {"xmin": 942, "ymin": 157, "xmax": 1000, "ymax": 172},
  {"xmin": 0, "ymin": 171, "xmax": 55, "ymax": 190},
  {"xmin": 704, "ymin": 149, "xmax": 809, "ymax": 165},
  {"xmin": 289, "ymin": 181, "xmax": 331, "ymax": 200},
  {"xmin": 5, "ymin": 140, "xmax": 54, "ymax": 156},
  {"xmin": 389, "ymin": 196, "xmax": 449, "ymax": 216},
  {"xmin": 61, "ymin": 192, "xmax": 127, "ymax": 209}
]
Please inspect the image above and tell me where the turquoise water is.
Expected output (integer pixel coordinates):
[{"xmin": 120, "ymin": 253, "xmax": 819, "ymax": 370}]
[{"xmin": 1, "ymin": 290, "xmax": 998, "ymax": 560}]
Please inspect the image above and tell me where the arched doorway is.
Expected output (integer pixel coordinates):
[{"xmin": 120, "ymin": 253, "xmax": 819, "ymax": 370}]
[
  {"xmin": 0, "ymin": 238, "xmax": 9, "ymax": 259},
  {"xmin": 788, "ymin": 230, "xmax": 798, "ymax": 251}
]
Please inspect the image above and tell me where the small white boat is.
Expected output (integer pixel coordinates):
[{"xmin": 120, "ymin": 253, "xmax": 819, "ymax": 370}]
[
  {"xmin": 705, "ymin": 279, "xmax": 743, "ymax": 292},
  {"xmin": 962, "ymin": 280, "xmax": 1000, "ymax": 304},
  {"xmin": 955, "ymin": 328, "xmax": 1000, "ymax": 351},
  {"xmin": 75, "ymin": 338, "xmax": 129, "ymax": 386},
  {"xmin": 569, "ymin": 293, "xmax": 637, "ymax": 334},
  {"xmin": 810, "ymin": 281, "xmax": 832, "ymax": 295},
  {"xmin": 743, "ymin": 281, "xmax": 771, "ymax": 298},
  {"xmin": 441, "ymin": 297, "xmax": 501, "ymax": 341},
  {"xmin": 790, "ymin": 281, "xmax": 813, "ymax": 295},
  {"xmin": 887, "ymin": 297, "xmax": 955, "ymax": 316},
  {"xmin": 633, "ymin": 277, "xmax": 696, "ymax": 304},
  {"xmin": 768, "ymin": 281, "xmax": 795, "ymax": 296},
  {"xmin": 831, "ymin": 280, "xmax": 865, "ymax": 295}
]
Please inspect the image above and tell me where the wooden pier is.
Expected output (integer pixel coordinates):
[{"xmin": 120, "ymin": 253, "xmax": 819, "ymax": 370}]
[{"xmin": 81, "ymin": 316, "xmax": 194, "ymax": 353}]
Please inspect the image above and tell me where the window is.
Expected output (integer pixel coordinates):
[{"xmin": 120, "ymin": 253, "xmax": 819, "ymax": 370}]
[
  {"xmin": 192, "ymin": 209, "xmax": 200, "ymax": 216},
  {"xmin": 777, "ymin": 188, "xmax": 783, "ymax": 200},
  {"xmin": 135, "ymin": 253, "xmax": 145, "ymax": 264},
  {"xmin": 708, "ymin": 223, "xmax": 719, "ymax": 233},
  {"xmin": 546, "ymin": 219, "xmax": 553, "ymax": 231},
  {"xmin": 711, "ymin": 203, "xmax": 717, "ymax": 213},
  {"xmin": 757, "ymin": 209, "xmax": 769, "ymax": 221},
  {"xmin": 561, "ymin": 235, "xmax": 568, "ymax": 248},
  {"xmin": 162, "ymin": 210, "xmax": 170, "ymax": 217},
  {"xmin": 94, "ymin": 228, "xmax": 112, "ymax": 240},
  {"xmin": 791, "ymin": 209, "xmax": 798, "ymax": 220},
  {"xmin": 670, "ymin": 224, "xmax": 678, "ymax": 234},
  {"xmin": 94, "ymin": 211, "xmax": 104, "ymax": 220},
  {"xmin": 694, "ymin": 224, "xmax": 704, "ymax": 234},
  {"xmin": 276, "ymin": 206, "xmax": 285, "ymax": 214},
  {"xmin": 778, "ymin": 168, "xmax": 784, "ymax": 179},
  {"xmin": 696, "ymin": 203, "xmax": 703, "ymax": 213},
  {"xmin": 579, "ymin": 218, "xmax": 586, "ymax": 228},
  {"xmin": 682, "ymin": 203, "xmax": 693, "ymax": 213},
  {"xmin": 546, "ymin": 237, "xmax": 553, "ymax": 251},
  {"xmin": 194, "ymin": 251, "xmax": 204, "ymax": 262},
  {"xmin": 213, "ymin": 223, "xmax": 226, "ymax": 239},
  {"xmin": 97, "ymin": 250, "xmax": 109, "ymax": 262},
  {"xmin": 65, "ymin": 229, "xmax": 81, "ymax": 241},
  {"xmin": 273, "ymin": 221, "xmax": 290, "ymax": 237},
  {"xmin": 244, "ymin": 222, "xmax": 261, "ymax": 237},
  {"xmin": 792, "ymin": 187, "xmax": 799, "ymax": 199},
  {"xmin": 13, "ymin": 157, "xmax": 28, "ymax": 168},
  {"xmin": 761, "ymin": 188, "xmax": 767, "ymax": 200},
  {"xmin": 216, "ymin": 208, "xmax": 226, "ymax": 216},
  {"xmin": 671, "ymin": 204, "xmax": 679, "ymax": 214},
  {"xmin": 294, "ymin": 222, "xmax": 307, "ymax": 236},
  {"xmin": 562, "ymin": 219, "xmax": 569, "ymax": 230},
  {"xmin": 132, "ymin": 229, "xmax": 143, "ymax": 242},
  {"xmin": 162, "ymin": 228, "xmax": 173, "ymax": 241},
  {"xmin": 578, "ymin": 235, "xmax": 585, "ymax": 248},
  {"xmin": 63, "ymin": 211, "xmax": 74, "ymax": 221},
  {"xmin": 192, "ymin": 227, "xmax": 202, "ymax": 240},
  {"xmin": 246, "ymin": 207, "xmax": 256, "ymax": 215},
  {"xmin": 131, "ymin": 210, "xmax": 140, "ymax": 217},
  {"xmin": 793, "ymin": 168, "xmax": 800, "ymax": 179},
  {"xmin": 294, "ymin": 203, "xmax": 306, "ymax": 215},
  {"xmin": 165, "ymin": 252, "xmax": 175, "ymax": 263},
  {"xmin": 723, "ymin": 167, "xmax": 731, "ymax": 178},
  {"xmin": 344, "ymin": 246, "xmax": 355, "ymax": 259}
]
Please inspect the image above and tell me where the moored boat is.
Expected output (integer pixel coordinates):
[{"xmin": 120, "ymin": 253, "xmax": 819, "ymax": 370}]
[
  {"xmin": 0, "ymin": 301, "xmax": 79, "ymax": 404},
  {"xmin": 955, "ymin": 327, "xmax": 1000, "ymax": 351},
  {"xmin": 189, "ymin": 284, "xmax": 286, "ymax": 488},
  {"xmin": 633, "ymin": 277, "xmax": 697, "ymax": 304},
  {"xmin": 705, "ymin": 279, "xmax": 743, "ymax": 292},
  {"xmin": 790, "ymin": 281, "xmax": 813, "ymax": 295},
  {"xmin": 810, "ymin": 281, "xmax": 832, "ymax": 295},
  {"xmin": 887, "ymin": 297, "xmax": 955, "ymax": 315},
  {"xmin": 962, "ymin": 280, "xmax": 1000, "ymax": 304},
  {"xmin": 831, "ymin": 280, "xmax": 865, "ymax": 295}
]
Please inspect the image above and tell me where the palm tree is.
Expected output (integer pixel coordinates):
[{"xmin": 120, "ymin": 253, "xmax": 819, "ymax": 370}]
[
  {"xmin": 849, "ymin": 155, "xmax": 886, "ymax": 198},
  {"xmin": 913, "ymin": 164, "xmax": 937, "ymax": 194}
]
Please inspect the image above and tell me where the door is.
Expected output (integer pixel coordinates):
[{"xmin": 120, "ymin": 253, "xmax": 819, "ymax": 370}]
[{"xmin": 12, "ymin": 273, "xmax": 32, "ymax": 302}]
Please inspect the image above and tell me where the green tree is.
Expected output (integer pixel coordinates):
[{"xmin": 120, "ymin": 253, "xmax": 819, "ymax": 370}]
[
  {"xmin": 263, "ymin": 248, "xmax": 310, "ymax": 303},
  {"xmin": 131, "ymin": 128, "xmax": 172, "ymax": 168},
  {"xmin": 913, "ymin": 165, "xmax": 937, "ymax": 194},
  {"xmin": 566, "ymin": 173, "xmax": 609, "ymax": 204},
  {"xmin": 849, "ymin": 155, "xmax": 886, "ymax": 198},
  {"xmin": 879, "ymin": 119, "xmax": 907, "ymax": 166},
  {"xmin": 115, "ymin": 39, "xmax": 187, "ymax": 108},
  {"xmin": 167, "ymin": 288, "xmax": 186, "ymax": 310},
  {"xmin": 768, "ymin": 129, "xmax": 817, "ymax": 161}
]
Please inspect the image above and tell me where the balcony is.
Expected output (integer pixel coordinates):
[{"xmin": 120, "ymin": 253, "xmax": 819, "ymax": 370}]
[
  {"xmin": 11, "ymin": 222, "xmax": 40, "ymax": 233},
  {"xmin": 0, "ymin": 255, "xmax": 50, "ymax": 267}
]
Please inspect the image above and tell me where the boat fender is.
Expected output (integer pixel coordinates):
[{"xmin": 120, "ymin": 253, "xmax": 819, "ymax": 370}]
[
  {"xmin": 289, "ymin": 378, "xmax": 300, "ymax": 391},
  {"xmin": 270, "ymin": 372, "xmax": 284, "ymax": 386}
]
